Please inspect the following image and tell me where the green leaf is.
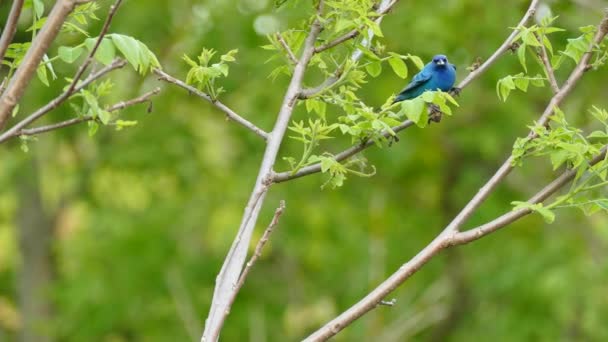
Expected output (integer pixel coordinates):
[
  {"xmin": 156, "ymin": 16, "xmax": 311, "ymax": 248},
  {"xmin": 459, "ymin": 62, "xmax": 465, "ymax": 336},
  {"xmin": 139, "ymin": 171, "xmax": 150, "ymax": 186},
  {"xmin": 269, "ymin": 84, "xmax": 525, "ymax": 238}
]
[
  {"xmin": 365, "ymin": 61, "xmax": 382, "ymax": 77},
  {"xmin": 536, "ymin": 206, "xmax": 555, "ymax": 223},
  {"xmin": 85, "ymin": 38, "xmax": 116, "ymax": 65},
  {"xmin": 388, "ymin": 56, "xmax": 408, "ymax": 79},
  {"xmin": 496, "ymin": 75, "xmax": 516, "ymax": 101},
  {"xmin": 517, "ymin": 43, "xmax": 527, "ymax": 72},
  {"xmin": 401, "ymin": 98, "xmax": 426, "ymax": 128},
  {"xmin": 98, "ymin": 110, "xmax": 111, "ymax": 125},
  {"xmin": 11, "ymin": 104, "xmax": 19, "ymax": 118},
  {"xmin": 58, "ymin": 45, "xmax": 84, "ymax": 63},
  {"xmin": 514, "ymin": 77, "xmax": 529, "ymax": 92},
  {"xmin": 33, "ymin": 0, "xmax": 44, "ymax": 19},
  {"xmin": 408, "ymin": 55, "xmax": 425, "ymax": 70},
  {"xmin": 36, "ymin": 64, "xmax": 49, "ymax": 86},
  {"xmin": 111, "ymin": 34, "xmax": 140, "ymax": 70}
]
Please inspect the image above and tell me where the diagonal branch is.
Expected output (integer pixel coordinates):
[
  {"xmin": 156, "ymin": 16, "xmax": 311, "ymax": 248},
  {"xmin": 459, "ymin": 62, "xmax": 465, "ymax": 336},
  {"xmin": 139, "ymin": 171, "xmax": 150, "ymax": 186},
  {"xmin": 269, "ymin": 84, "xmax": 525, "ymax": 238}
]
[
  {"xmin": 536, "ymin": 33, "xmax": 560, "ymax": 93},
  {"xmin": 209, "ymin": 200, "xmax": 286, "ymax": 342},
  {"xmin": 4, "ymin": 87, "xmax": 160, "ymax": 139},
  {"xmin": 0, "ymin": 0, "xmax": 84, "ymax": 129},
  {"xmin": 313, "ymin": 0, "xmax": 399, "ymax": 54},
  {"xmin": 278, "ymin": 0, "xmax": 541, "ymax": 184},
  {"xmin": 0, "ymin": 59, "xmax": 127, "ymax": 144},
  {"xmin": 0, "ymin": 0, "xmax": 25, "ymax": 74},
  {"xmin": 304, "ymin": 7, "xmax": 608, "ymax": 341},
  {"xmin": 451, "ymin": 147, "xmax": 607, "ymax": 245},
  {"xmin": 153, "ymin": 69, "xmax": 269, "ymax": 140},
  {"xmin": 276, "ymin": 33, "xmax": 298, "ymax": 65}
]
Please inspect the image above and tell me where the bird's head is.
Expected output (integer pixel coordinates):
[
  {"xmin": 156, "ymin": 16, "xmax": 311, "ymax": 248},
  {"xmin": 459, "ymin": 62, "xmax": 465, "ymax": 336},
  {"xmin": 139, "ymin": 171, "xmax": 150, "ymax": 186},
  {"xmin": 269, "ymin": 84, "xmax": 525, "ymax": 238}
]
[{"xmin": 432, "ymin": 54, "xmax": 449, "ymax": 67}]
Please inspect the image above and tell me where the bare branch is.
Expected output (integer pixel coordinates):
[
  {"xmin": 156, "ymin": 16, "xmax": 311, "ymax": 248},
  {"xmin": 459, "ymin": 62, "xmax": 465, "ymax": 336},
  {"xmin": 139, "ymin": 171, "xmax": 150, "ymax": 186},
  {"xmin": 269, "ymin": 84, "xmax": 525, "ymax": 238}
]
[
  {"xmin": 451, "ymin": 146, "xmax": 608, "ymax": 245},
  {"xmin": 0, "ymin": 0, "xmax": 25, "ymax": 74},
  {"xmin": 210, "ymin": 200, "xmax": 286, "ymax": 342},
  {"xmin": 201, "ymin": 2, "xmax": 325, "ymax": 339},
  {"xmin": 276, "ymin": 33, "xmax": 298, "ymax": 65},
  {"xmin": 536, "ymin": 33, "xmax": 560, "ymax": 93},
  {"xmin": 304, "ymin": 7, "xmax": 608, "ymax": 341},
  {"xmin": 456, "ymin": 0, "xmax": 539, "ymax": 90},
  {"xmin": 153, "ymin": 69, "xmax": 269, "ymax": 140},
  {"xmin": 0, "ymin": 0, "xmax": 84, "ymax": 129},
  {"xmin": 8, "ymin": 87, "xmax": 161, "ymax": 138},
  {"xmin": 0, "ymin": 59, "xmax": 127, "ymax": 143}
]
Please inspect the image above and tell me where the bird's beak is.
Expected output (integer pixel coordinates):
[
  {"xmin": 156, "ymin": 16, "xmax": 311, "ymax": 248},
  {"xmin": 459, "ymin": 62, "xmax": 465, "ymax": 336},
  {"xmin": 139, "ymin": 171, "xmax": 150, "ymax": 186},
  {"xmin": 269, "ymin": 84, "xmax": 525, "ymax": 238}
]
[{"xmin": 437, "ymin": 60, "xmax": 446, "ymax": 66}]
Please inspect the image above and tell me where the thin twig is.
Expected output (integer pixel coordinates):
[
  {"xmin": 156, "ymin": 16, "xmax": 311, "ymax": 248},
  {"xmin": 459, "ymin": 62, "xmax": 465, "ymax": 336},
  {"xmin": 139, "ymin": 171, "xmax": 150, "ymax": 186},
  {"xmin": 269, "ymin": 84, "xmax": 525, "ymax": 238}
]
[
  {"xmin": 282, "ymin": 0, "xmax": 540, "ymax": 184},
  {"xmin": 9, "ymin": 87, "xmax": 160, "ymax": 138},
  {"xmin": 276, "ymin": 33, "xmax": 298, "ymax": 65},
  {"xmin": 536, "ymin": 33, "xmax": 560, "ymax": 93},
  {"xmin": 304, "ymin": 7, "xmax": 608, "ymax": 341},
  {"xmin": 153, "ymin": 69, "xmax": 269, "ymax": 140},
  {"xmin": 313, "ymin": 0, "xmax": 399, "ymax": 53},
  {"xmin": 0, "ymin": 59, "xmax": 127, "ymax": 143},
  {"xmin": 273, "ymin": 120, "xmax": 414, "ymax": 182},
  {"xmin": 211, "ymin": 201, "xmax": 286, "ymax": 342},
  {"xmin": 0, "ymin": 0, "xmax": 25, "ymax": 74}
]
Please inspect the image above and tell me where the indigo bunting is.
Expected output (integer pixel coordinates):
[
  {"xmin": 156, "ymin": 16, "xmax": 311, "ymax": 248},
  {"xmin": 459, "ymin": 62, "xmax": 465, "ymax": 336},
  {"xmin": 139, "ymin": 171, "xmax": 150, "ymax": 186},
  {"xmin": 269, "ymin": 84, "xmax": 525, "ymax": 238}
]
[{"xmin": 393, "ymin": 54, "xmax": 456, "ymax": 103}]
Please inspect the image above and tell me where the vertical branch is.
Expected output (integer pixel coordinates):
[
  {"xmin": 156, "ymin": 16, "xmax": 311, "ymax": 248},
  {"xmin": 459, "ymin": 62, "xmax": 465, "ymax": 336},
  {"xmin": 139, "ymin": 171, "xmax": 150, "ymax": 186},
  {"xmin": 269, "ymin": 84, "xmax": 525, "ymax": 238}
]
[
  {"xmin": 0, "ymin": 0, "xmax": 82, "ymax": 129},
  {"xmin": 0, "ymin": 0, "xmax": 25, "ymax": 73},
  {"xmin": 201, "ymin": 3, "xmax": 324, "ymax": 340}
]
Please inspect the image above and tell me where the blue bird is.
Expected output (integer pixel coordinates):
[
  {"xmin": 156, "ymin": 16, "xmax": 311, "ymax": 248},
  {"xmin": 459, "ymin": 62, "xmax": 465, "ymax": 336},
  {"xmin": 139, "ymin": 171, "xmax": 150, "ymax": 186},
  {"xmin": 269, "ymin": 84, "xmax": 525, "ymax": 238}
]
[{"xmin": 393, "ymin": 54, "xmax": 456, "ymax": 103}]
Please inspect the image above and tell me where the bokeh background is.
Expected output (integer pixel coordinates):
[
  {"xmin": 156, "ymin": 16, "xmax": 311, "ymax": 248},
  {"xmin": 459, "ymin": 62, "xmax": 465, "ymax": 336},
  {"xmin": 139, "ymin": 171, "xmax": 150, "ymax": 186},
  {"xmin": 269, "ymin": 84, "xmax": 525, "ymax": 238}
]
[{"xmin": 1, "ymin": 0, "xmax": 607, "ymax": 341}]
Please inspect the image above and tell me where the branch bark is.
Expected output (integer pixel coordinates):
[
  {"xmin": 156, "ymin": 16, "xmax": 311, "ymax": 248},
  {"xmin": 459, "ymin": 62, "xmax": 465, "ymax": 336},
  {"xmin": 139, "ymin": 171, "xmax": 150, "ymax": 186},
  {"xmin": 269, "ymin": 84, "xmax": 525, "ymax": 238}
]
[
  {"xmin": 304, "ymin": 7, "xmax": 608, "ymax": 341},
  {"xmin": 0, "ymin": 0, "xmax": 25, "ymax": 74},
  {"xmin": 0, "ymin": 0, "xmax": 82, "ymax": 129},
  {"xmin": 154, "ymin": 69, "xmax": 269, "ymax": 140}
]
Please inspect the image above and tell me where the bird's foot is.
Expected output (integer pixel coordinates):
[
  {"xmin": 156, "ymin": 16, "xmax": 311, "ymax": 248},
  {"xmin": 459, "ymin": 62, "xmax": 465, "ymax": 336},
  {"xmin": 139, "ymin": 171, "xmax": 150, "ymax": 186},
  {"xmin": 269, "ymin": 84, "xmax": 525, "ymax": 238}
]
[
  {"xmin": 428, "ymin": 104, "xmax": 442, "ymax": 124},
  {"xmin": 387, "ymin": 135, "xmax": 400, "ymax": 147},
  {"xmin": 450, "ymin": 87, "xmax": 462, "ymax": 97}
]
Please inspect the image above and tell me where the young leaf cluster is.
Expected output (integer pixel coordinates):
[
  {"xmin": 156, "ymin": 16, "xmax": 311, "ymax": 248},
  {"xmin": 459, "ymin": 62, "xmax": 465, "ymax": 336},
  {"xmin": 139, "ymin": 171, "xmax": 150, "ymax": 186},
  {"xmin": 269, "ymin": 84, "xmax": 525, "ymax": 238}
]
[{"xmin": 183, "ymin": 48, "xmax": 238, "ymax": 100}]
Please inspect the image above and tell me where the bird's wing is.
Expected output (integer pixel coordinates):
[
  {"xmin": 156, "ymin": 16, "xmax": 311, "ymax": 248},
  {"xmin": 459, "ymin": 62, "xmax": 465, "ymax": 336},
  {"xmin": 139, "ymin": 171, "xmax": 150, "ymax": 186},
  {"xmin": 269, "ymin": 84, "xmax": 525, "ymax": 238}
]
[
  {"xmin": 398, "ymin": 68, "xmax": 433, "ymax": 95},
  {"xmin": 450, "ymin": 63, "xmax": 457, "ymax": 70}
]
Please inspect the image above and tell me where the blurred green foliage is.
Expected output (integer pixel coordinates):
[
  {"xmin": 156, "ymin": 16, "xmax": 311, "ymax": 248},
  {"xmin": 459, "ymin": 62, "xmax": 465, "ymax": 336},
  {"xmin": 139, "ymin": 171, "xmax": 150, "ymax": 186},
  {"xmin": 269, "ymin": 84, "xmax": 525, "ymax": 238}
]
[{"xmin": 1, "ymin": 0, "xmax": 608, "ymax": 341}]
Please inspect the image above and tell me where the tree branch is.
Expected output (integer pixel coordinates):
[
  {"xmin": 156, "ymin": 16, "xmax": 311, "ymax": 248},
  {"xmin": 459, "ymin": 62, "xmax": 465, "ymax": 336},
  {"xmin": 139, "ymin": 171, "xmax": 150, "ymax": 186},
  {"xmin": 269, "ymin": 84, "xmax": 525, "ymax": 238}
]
[
  {"xmin": 209, "ymin": 200, "xmax": 286, "ymax": 342},
  {"xmin": 153, "ymin": 69, "xmax": 269, "ymax": 140},
  {"xmin": 201, "ymin": 2, "xmax": 325, "ymax": 340},
  {"xmin": 0, "ymin": 0, "xmax": 83, "ymax": 129},
  {"xmin": 6, "ymin": 87, "xmax": 160, "ymax": 138},
  {"xmin": 451, "ymin": 146, "xmax": 607, "ymax": 245},
  {"xmin": 273, "ymin": 120, "xmax": 414, "ymax": 182},
  {"xmin": 0, "ymin": 0, "xmax": 25, "ymax": 74},
  {"xmin": 536, "ymin": 33, "xmax": 560, "ymax": 93},
  {"xmin": 279, "ymin": 0, "xmax": 541, "ymax": 184},
  {"xmin": 0, "ymin": 59, "xmax": 127, "ymax": 144},
  {"xmin": 276, "ymin": 33, "xmax": 298, "ymax": 65},
  {"xmin": 304, "ymin": 7, "xmax": 608, "ymax": 341}
]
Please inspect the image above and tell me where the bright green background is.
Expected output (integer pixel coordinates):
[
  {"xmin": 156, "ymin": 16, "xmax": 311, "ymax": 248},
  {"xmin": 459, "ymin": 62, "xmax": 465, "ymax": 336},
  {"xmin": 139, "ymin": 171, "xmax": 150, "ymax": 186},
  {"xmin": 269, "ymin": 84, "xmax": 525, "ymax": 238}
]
[{"xmin": 1, "ymin": 0, "xmax": 607, "ymax": 341}]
